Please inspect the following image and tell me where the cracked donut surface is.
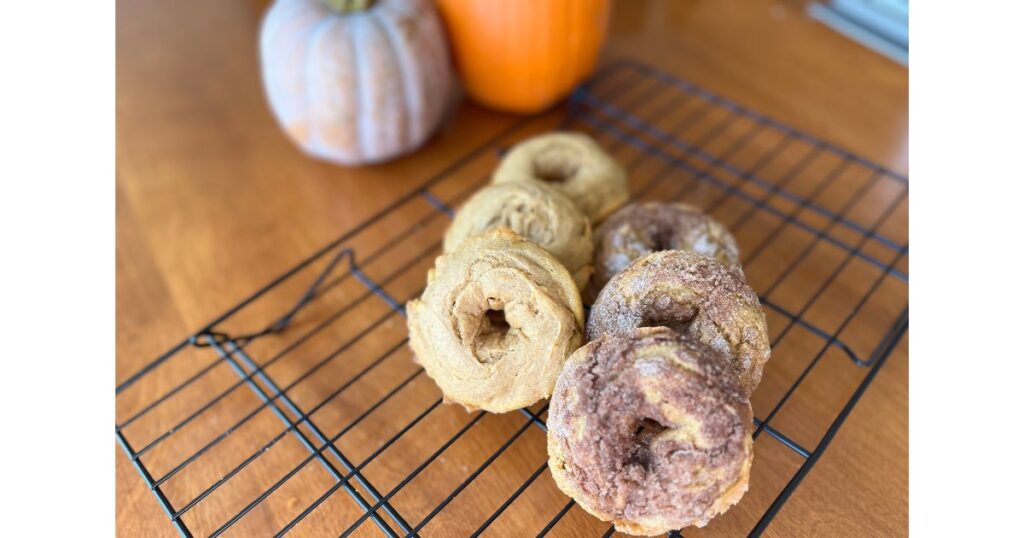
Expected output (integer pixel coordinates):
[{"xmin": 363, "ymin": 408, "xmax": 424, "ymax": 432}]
[
  {"xmin": 593, "ymin": 202, "xmax": 741, "ymax": 292},
  {"xmin": 443, "ymin": 180, "xmax": 594, "ymax": 289},
  {"xmin": 548, "ymin": 327, "xmax": 753, "ymax": 535},
  {"xmin": 492, "ymin": 132, "xmax": 628, "ymax": 222},
  {"xmin": 587, "ymin": 250, "xmax": 770, "ymax": 395},
  {"xmin": 407, "ymin": 227, "xmax": 584, "ymax": 413}
]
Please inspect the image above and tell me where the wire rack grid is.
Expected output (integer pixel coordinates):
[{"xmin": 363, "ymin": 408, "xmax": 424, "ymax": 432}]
[{"xmin": 115, "ymin": 59, "xmax": 909, "ymax": 537}]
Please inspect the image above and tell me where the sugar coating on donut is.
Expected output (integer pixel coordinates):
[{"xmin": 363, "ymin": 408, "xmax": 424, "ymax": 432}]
[
  {"xmin": 492, "ymin": 132, "xmax": 628, "ymax": 223},
  {"xmin": 548, "ymin": 327, "xmax": 753, "ymax": 535},
  {"xmin": 407, "ymin": 227, "xmax": 585, "ymax": 413},
  {"xmin": 443, "ymin": 180, "xmax": 594, "ymax": 289},
  {"xmin": 587, "ymin": 250, "xmax": 770, "ymax": 396},
  {"xmin": 592, "ymin": 202, "xmax": 741, "ymax": 293}
]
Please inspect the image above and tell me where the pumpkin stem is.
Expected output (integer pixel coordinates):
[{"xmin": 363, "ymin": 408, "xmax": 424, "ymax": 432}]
[{"xmin": 322, "ymin": 0, "xmax": 376, "ymax": 13}]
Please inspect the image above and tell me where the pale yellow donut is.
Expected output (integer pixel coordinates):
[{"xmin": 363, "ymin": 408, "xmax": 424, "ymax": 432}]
[
  {"xmin": 407, "ymin": 227, "xmax": 585, "ymax": 412},
  {"xmin": 493, "ymin": 132, "xmax": 628, "ymax": 222},
  {"xmin": 444, "ymin": 180, "xmax": 594, "ymax": 289}
]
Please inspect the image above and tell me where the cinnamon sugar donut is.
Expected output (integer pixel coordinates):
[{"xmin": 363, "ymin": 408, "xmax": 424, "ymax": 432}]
[
  {"xmin": 548, "ymin": 327, "xmax": 754, "ymax": 535},
  {"xmin": 587, "ymin": 250, "xmax": 770, "ymax": 395},
  {"xmin": 492, "ymin": 132, "xmax": 628, "ymax": 222},
  {"xmin": 443, "ymin": 180, "xmax": 594, "ymax": 289},
  {"xmin": 406, "ymin": 227, "xmax": 584, "ymax": 413},
  {"xmin": 593, "ymin": 202, "xmax": 740, "ymax": 292}
]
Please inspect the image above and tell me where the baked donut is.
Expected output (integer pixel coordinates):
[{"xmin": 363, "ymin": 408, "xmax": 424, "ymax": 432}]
[
  {"xmin": 592, "ymin": 202, "xmax": 740, "ymax": 293},
  {"xmin": 548, "ymin": 327, "xmax": 753, "ymax": 535},
  {"xmin": 443, "ymin": 180, "xmax": 594, "ymax": 289},
  {"xmin": 587, "ymin": 250, "xmax": 770, "ymax": 395},
  {"xmin": 406, "ymin": 227, "xmax": 585, "ymax": 413},
  {"xmin": 492, "ymin": 132, "xmax": 628, "ymax": 223}
]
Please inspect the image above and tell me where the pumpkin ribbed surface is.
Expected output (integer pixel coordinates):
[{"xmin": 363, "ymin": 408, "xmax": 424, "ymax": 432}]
[{"xmin": 260, "ymin": 0, "xmax": 453, "ymax": 165}]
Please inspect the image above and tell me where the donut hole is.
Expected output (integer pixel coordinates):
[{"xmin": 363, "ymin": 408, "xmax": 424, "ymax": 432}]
[
  {"xmin": 483, "ymin": 308, "xmax": 510, "ymax": 336},
  {"xmin": 473, "ymin": 303, "xmax": 514, "ymax": 365},
  {"xmin": 532, "ymin": 148, "xmax": 580, "ymax": 184},
  {"xmin": 627, "ymin": 417, "xmax": 670, "ymax": 469},
  {"xmin": 640, "ymin": 302, "xmax": 699, "ymax": 335},
  {"xmin": 649, "ymin": 229, "xmax": 675, "ymax": 253}
]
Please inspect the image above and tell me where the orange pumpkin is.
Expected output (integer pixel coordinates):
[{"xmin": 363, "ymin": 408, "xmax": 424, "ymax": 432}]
[{"xmin": 436, "ymin": 0, "xmax": 612, "ymax": 114}]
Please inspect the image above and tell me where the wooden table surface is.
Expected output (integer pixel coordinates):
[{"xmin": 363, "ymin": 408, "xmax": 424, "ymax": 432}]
[{"xmin": 116, "ymin": 0, "xmax": 908, "ymax": 535}]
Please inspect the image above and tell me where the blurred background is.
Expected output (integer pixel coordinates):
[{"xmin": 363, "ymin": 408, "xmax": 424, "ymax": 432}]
[{"xmin": 117, "ymin": 0, "xmax": 907, "ymax": 308}]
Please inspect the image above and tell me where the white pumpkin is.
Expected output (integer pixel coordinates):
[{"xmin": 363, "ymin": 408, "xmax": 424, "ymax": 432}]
[{"xmin": 259, "ymin": 0, "xmax": 454, "ymax": 165}]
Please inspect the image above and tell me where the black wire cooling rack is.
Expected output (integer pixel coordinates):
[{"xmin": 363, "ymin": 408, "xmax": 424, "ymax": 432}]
[{"xmin": 115, "ymin": 59, "xmax": 909, "ymax": 537}]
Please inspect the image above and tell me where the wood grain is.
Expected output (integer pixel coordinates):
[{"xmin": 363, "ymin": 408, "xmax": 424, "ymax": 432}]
[{"xmin": 116, "ymin": 0, "xmax": 908, "ymax": 536}]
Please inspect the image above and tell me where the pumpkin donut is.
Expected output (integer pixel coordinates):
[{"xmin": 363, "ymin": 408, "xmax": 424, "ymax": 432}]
[
  {"xmin": 587, "ymin": 250, "xmax": 770, "ymax": 395},
  {"xmin": 592, "ymin": 202, "xmax": 741, "ymax": 293},
  {"xmin": 443, "ymin": 180, "xmax": 594, "ymax": 289},
  {"xmin": 548, "ymin": 327, "xmax": 754, "ymax": 535},
  {"xmin": 407, "ymin": 227, "xmax": 584, "ymax": 413},
  {"xmin": 492, "ymin": 132, "xmax": 628, "ymax": 222}
]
